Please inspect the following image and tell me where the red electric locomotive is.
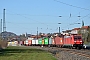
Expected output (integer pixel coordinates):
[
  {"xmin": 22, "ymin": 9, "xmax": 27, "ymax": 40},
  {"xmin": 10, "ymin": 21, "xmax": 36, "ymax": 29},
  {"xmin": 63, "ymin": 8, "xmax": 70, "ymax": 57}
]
[
  {"xmin": 63, "ymin": 34, "xmax": 83, "ymax": 49},
  {"xmin": 54, "ymin": 34, "xmax": 83, "ymax": 49}
]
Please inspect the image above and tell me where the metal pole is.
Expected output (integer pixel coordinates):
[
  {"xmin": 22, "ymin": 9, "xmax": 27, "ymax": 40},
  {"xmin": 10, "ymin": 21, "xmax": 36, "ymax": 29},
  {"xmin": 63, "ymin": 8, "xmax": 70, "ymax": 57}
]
[
  {"xmin": 3, "ymin": 9, "xmax": 6, "ymax": 32},
  {"xmin": 1, "ymin": 19, "xmax": 2, "ymax": 40},
  {"xmin": 59, "ymin": 27, "xmax": 60, "ymax": 34},
  {"xmin": 58, "ymin": 23, "xmax": 61, "ymax": 34},
  {"xmin": 37, "ymin": 27, "xmax": 38, "ymax": 39},
  {"xmin": 1, "ymin": 19, "xmax": 2, "ymax": 33},
  {"xmin": 3, "ymin": 9, "xmax": 6, "ymax": 40}
]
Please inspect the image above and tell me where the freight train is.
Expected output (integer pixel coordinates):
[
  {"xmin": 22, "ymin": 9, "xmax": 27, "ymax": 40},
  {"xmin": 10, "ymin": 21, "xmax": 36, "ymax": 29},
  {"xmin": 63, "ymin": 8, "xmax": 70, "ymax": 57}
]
[{"xmin": 20, "ymin": 34, "xmax": 83, "ymax": 49}]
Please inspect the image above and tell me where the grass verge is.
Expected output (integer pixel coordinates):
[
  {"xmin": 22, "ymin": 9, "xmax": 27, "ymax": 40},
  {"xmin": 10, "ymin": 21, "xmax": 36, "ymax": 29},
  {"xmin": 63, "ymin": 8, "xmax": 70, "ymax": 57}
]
[{"xmin": 0, "ymin": 46, "xmax": 57, "ymax": 60}]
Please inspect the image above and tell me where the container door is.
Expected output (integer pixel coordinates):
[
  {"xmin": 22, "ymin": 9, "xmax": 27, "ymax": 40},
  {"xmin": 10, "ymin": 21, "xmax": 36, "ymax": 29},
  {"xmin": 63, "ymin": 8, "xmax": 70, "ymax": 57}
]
[
  {"xmin": 60, "ymin": 38, "xmax": 63, "ymax": 44},
  {"xmin": 28, "ymin": 40, "xmax": 32, "ymax": 46},
  {"xmin": 20, "ymin": 41, "xmax": 22, "ymax": 45},
  {"xmin": 55, "ymin": 37, "xmax": 60, "ymax": 45},
  {"xmin": 32, "ymin": 40, "xmax": 35, "ymax": 44},
  {"xmin": 44, "ymin": 38, "xmax": 48, "ymax": 45},
  {"xmin": 42, "ymin": 39, "xmax": 44, "ymax": 44},
  {"xmin": 49, "ymin": 38, "xmax": 52, "ymax": 44},
  {"xmin": 52, "ymin": 39, "xmax": 55, "ymax": 44},
  {"xmin": 36, "ymin": 40, "xmax": 38, "ymax": 45},
  {"xmin": 38, "ymin": 40, "xmax": 42, "ymax": 44},
  {"xmin": 38, "ymin": 38, "xmax": 42, "ymax": 44}
]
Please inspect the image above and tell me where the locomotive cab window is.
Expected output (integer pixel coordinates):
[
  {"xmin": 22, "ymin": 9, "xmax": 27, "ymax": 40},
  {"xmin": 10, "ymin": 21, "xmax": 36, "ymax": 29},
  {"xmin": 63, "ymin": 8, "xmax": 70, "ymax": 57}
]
[
  {"xmin": 74, "ymin": 36, "xmax": 81, "ymax": 40},
  {"xmin": 78, "ymin": 36, "xmax": 81, "ymax": 39},
  {"xmin": 74, "ymin": 36, "xmax": 77, "ymax": 40}
]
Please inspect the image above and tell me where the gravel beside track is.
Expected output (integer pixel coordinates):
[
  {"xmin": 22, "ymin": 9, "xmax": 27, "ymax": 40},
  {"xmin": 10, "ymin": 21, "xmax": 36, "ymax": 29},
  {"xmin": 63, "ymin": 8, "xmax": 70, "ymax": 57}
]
[{"xmin": 21, "ymin": 46, "xmax": 90, "ymax": 60}]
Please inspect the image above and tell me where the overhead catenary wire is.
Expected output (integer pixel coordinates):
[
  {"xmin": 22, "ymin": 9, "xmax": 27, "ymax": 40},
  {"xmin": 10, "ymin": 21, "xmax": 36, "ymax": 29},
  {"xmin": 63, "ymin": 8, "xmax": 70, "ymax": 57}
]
[
  {"xmin": 0, "ymin": 0, "xmax": 90, "ymax": 34},
  {"xmin": 6, "ymin": 10, "xmax": 54, "ymax": 33},
  {"xmin": 5, "ymin": 9, "xmax": 63, "ymax": 30},
  {"xmin": 6, "ymin": 12, "xmax": 89, "ymax": 33},
  {"xmin": 6, "ymin": 10, "xmax": 48, "ymax": 25},
  {"xmin": 5, "ymin": 12, "xmax": 83, "ymax": 25},
  {"xmin": 54, "ymin": 0, "xmax": 90, "ymax": 29},
  {"xmin": 5, "ymin": 8, "xmax": 90, "ymax": 33},
  {"xmin": 5, "ymin": 13, "xmax": 59, "ymax": 17},
  {"xmin": 62, "ymin": 13, "xmax": 90, "ymax": 30},
  {"xmin": 5, "ymin": 12, "xmax": 87, "ymax": 17},
  {"xmin": 53, "ymin": 0, "xmax": 90, "ymax": 28},
  {"xmin": 54, "ymin": 0, "xmax": 90, "ymax": 11}
]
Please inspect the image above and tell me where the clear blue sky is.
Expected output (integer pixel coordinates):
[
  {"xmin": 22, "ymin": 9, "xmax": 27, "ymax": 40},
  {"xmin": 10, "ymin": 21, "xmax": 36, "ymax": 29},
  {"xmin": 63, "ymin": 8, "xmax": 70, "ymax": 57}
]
[{"xmin": 0, "ymin": 0, "xmax": 90, "ymax": 35}]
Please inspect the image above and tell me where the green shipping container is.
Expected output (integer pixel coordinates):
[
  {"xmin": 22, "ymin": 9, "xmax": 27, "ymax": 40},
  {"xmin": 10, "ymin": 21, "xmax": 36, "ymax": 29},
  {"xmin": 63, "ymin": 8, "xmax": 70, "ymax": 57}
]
[
  {"xmin": 38, "ymin": 38, "xmax": 42, "ymax": 44},
  {"xmin": 44, "ymin": 38, "xmax": 48, "ymax": 45}
]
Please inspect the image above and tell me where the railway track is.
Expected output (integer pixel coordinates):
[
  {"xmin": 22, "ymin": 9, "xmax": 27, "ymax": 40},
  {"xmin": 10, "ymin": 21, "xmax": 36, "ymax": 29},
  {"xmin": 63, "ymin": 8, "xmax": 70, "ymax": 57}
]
[
  {"xmin": 65, "ymin": 49, "xmax": 89, "ymax": 58},
  {"xmin": 40, "ymin": 46, "xmax": 90, "ymax": 60},
  {"xmin": 22, "ymin": 46, "xmax": 90, "ymax": 60}
]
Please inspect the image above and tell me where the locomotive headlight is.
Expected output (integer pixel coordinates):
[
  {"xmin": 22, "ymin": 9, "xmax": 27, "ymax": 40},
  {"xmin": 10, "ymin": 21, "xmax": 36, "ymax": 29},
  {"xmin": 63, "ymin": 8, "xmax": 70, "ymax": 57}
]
[
  {"xmin": 80, "ymin": 41, "xmax": 82, "ymax": 42},
  {"xmin": 74, "ymin": 41, "xmax": 76, "ymax": 42}
]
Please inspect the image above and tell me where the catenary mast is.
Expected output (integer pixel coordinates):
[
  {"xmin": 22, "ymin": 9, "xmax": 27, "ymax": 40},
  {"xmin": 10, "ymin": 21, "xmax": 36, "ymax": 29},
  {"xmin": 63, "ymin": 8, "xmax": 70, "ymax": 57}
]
[{"xmin": 3, "ymin": 9, "xmax": 6, "ymax": 32}]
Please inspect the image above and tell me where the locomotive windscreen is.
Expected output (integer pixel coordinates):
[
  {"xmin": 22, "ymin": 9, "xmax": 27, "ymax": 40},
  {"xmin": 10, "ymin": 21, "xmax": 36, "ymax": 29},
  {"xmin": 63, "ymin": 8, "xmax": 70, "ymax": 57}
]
[{"xmin": 74, "ymin": 36, "xmax": 81, "ymax": 40}]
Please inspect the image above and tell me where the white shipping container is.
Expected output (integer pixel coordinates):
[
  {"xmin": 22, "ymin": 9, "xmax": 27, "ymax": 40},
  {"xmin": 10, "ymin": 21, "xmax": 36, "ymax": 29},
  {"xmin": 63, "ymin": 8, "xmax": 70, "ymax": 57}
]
[
  {"xmin": 36, "ymin": 40, "xmax": 38, "ymax": 45},
  {"xmin": 32, "ymin": 40, "xmax": 35, "ymax": 44},
  {"xmin": 25, "ymin": 40, "xmax": 28, "ymax": 44}
]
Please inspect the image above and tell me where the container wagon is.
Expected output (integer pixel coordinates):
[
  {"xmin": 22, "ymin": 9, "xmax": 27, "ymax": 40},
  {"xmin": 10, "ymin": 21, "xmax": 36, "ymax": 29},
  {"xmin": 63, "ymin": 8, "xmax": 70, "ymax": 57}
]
[{"xmin": 54, "ymin": 36, "xmax": 63, "ymax": 47}]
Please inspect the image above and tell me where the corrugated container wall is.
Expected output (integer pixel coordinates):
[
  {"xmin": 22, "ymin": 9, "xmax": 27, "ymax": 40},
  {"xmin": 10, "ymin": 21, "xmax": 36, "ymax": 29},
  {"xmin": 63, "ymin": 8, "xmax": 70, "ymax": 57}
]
[
  {"xmin": 55, "ymin": 36, "xmax": 61, "ymax": 45},
  {"xmin": 38, "ymin": 38, "xmax": 42, "ymax": 44},
  {"xmin": 36, "ymin": 40, "xmax": 38, "ymax": 45},
  {"xmin": 20, "ymin": 41, "xmax": 23, "ymax": 45},
  {"xmin": 42, "ymin": 39, "xmax": 44, "ymax": 44},
  {"xmin": 24, "ymin": 41, "xmax": 26, "ymax": 45},
  {"xmin": 49, "ymin": 38, "xmax": 52, "ymax": 44},
  {"xmin": 44, "ymin": 38, "xmax": 48, "ymax": 45},
  {"xmin": 25, "ymin": 40, "xmax": 28, "ymax": 46},
  {"xmin": 52, "ymin": 39, "xmax": 55, "ymax": 44},
  {"xmin": 32, "ymin": 40, "xmax": 35, "ymax": 44},
  {"xmin": 28, "ymin": 40, "xmax": 32, "ymax": 46},
  {"xmin": 60, "ymin": 37, "xmax": 63, "ymax": 45}
]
